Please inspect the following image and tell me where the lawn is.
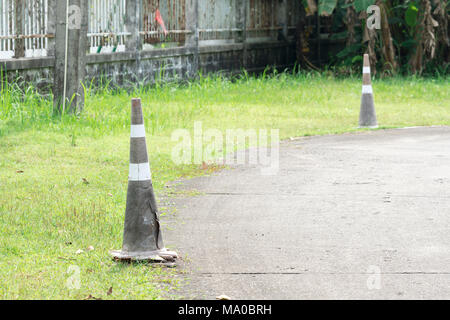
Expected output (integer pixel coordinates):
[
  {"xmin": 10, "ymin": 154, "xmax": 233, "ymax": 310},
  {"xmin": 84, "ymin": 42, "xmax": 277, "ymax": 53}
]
[{"xmin": 0, "ymin": 72, "xmax": 449, "ymax": 299}]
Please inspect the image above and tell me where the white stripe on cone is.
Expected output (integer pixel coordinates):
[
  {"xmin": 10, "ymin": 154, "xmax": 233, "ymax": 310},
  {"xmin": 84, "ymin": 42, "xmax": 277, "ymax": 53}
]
[
  {"xmin": 363, "ymin": 67, "xmax": 370, "ymax": 74},
  {"xmin": 129, "ymin": 163, "xmax": 152, "ymax": 181},
  {"xmin": 130, "ymin": 124, "xmax": 146, "ymax": 138},
  {"xmin": 362, "ymin": 85, "xmax": 373, "ymax": 94}
]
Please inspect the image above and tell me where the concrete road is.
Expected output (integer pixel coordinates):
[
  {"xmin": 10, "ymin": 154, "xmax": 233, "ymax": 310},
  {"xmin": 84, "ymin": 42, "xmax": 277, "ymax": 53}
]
[{"xmin": 163, "ymin": 126, "xmax": 450, "ymax": 299}]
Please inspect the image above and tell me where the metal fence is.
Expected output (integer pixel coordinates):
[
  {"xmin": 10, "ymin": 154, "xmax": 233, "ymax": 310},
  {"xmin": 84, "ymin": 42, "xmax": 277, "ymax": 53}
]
[
  {"xmin": 246, "ymin": 0, "xmax": 299, "ymax": 40},
  {"xmin": 1, "ymin": 0, "xmax": 299, "ymax": 59},
  {"xmin": 0, "ymin": 0, "xmax": 50, "ymax": 59},
  {"xmin": 142, "ymin": 0, "xmax": 188, "ymax": 48},
  {"xmin": 198, "ymin": 0, "xmax": 236, "ymax": 42},
  {"xmin": 88, "ymin": 0, "xmax": 127, "ymax": 54},
  {"xmin": 247, "ymin": 0, "xmax": 278, "ymax": 40}
]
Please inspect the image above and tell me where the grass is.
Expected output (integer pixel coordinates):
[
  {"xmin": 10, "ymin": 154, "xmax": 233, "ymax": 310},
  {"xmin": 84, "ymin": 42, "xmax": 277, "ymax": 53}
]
[{"xmin": 0, "ymin": 71, "xmax": 449, "ymax": 299}]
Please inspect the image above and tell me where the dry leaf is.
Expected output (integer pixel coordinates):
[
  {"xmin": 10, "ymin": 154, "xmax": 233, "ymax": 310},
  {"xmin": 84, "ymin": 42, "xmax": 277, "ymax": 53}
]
[
  {"xmin": 107, "ymin": 287, "xmax": 113, "ymax": 296},
  {"xmin": 82, "ymin": 178, "xmax": 89, "ymax": 185},
  {"xmin": 16, "ymin": 170, "xmax": 24, "ymax": 174},
  {"xmin": 84, "ymin": 294, "xmax": 102, "ymax": 300}
]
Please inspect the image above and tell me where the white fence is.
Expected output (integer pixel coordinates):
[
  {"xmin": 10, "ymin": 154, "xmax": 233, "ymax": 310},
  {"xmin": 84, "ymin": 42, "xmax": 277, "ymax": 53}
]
[
  {"xmin": 0, "ymin": 0, "xmax": 49, "ymax": 59},
  {"xmin": 88, "ymin": 0, "xmax": 127, "ymax": 54},
  {"xmin": 1, "ymin": 0, "xmax": 298, "ymax": 59}
]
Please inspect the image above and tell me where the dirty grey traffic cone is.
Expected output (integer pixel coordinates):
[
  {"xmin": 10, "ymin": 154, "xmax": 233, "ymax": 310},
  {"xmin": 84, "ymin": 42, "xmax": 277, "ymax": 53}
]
[
  {"xmin": 359, "ymin": 54, "xmax": 378, "ymax": 128},
  {"xmin": 110, "ymin": 98, "xmax": 177, "ymax": 262}
]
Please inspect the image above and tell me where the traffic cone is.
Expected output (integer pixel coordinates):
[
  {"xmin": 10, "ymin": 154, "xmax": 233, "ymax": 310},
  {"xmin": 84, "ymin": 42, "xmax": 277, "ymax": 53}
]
[
  {"xmin": 110, "ymin": 98, "xmax": 177, "ymax": 262},
  {"xmin": 359, "ymin": 54, "xmax": 378, "ymax": 128}
]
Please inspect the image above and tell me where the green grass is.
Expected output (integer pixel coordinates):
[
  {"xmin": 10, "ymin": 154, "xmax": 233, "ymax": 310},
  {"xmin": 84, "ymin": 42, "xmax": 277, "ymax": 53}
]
[{"xmin": 0, "ymin": 71, "xmax": 449, "ymax": 299}]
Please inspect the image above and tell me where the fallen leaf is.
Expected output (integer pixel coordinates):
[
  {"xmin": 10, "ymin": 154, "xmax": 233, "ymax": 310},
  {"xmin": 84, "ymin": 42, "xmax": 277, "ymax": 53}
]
[
  {"xmin": 16, "ymin": 170, "xmax": 24, "ymax": 174},
  {"xmin": 82, "ymin": 178, "xmax": 89, "ymax": 185},
  {"xmin": 107, "ymin": 287, "xmax": 113, "ymax": 296},
  {"xmin": 216, "ymin": 294, "xmax": 231, "ymax": 300},
  {"xmin": 57, "ymin": 257, "xmax": 76, "ymax": 261}
]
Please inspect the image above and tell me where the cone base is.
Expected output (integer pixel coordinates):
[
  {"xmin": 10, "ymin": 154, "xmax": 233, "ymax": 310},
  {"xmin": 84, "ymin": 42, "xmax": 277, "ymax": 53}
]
[
  {"xmin": 358, "ymin": 125, "xmax": 379, "ymax": 129},
  {"xmin": 110, "ymin": 248, "xmax": 178, "ymax": 263}
]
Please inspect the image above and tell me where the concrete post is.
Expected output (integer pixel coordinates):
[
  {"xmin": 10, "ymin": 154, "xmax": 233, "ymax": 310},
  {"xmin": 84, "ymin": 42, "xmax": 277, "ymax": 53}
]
[
  {"xmin": 125, "ymin": 0, "xmax": 142, "ymax": 52},
  {"xmin": 185, "ymin": 0, "xmax": 199, "ymax": 77},
  {"xmin": 125, "ymin": 0, "xmax": 142, "ymax": 82},
  {"xmin": 53, "ymin": 0, "xmax": 88, "ymax": 114},
  {"xmin": 277, "ymin": 0, "xmax": 289, "ymax": 41},
  {"xmin": 14, "ymin": 0, "xmax": 25, "ymax": 58},
  {"xmin": 47, "ymin": 0, "xmax": 56, "ymax": 57},
  {"xmin": 235, "ymin": 0, "xmax": 247, "ymax": 69}
]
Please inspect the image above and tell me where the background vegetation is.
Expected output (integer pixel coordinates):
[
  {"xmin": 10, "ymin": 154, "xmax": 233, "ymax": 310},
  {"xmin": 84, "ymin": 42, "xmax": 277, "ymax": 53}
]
[{"xmin": 297, "ymin": 0, "xmax": 449, "ymax": 75}]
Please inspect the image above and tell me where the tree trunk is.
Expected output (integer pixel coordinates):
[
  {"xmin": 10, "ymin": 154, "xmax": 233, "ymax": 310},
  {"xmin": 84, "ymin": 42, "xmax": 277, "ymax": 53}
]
[
  {"xmin": 432, "ymin": 0, "xmax": 449, "ymax": 63},
  {"xmin": 344, "ymin": 0, "xmax": 357, "ymax": 47},
  {"xmin": 409, "ymin": 0, "xmax": 438, "ymax": 74},
  {"xmin": 377, "ymin": 0, "xmax": 397, "ymax": 74},
  {"xmin": 362, "ymin": 11, "xmax": 378, "ymax": 74}
]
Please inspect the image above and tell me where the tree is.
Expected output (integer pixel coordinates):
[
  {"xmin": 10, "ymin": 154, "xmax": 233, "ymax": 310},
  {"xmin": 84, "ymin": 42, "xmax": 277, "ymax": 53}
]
[{"xmin": 297, "ymin": 0, "xmax": 449, "ymax": 75}]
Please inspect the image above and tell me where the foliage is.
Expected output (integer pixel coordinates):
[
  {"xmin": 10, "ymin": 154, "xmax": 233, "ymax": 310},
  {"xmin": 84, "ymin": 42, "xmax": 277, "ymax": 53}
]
[
  {"xmin": 319, "ymin": 0, "xmax": 339, "ymax": 15},
  {"xmin": 301, "ymin": 0, "xmax": 449, "ymax": 75}
]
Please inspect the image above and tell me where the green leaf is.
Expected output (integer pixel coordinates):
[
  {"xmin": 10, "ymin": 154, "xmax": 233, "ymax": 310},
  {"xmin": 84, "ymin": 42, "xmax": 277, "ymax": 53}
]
[
  {"xmin": 400, "ymin": 39, "xmax": 417, "ymax": 48},
  {"xmin": 353, "ymin": 0, "xmax": 375, "ymax": 12},
  {"xmin": 319, "ymin": 0, "xmax": 338, "ymax": 16},
  {"xmin": 388, "ymin": 17, "xmax": 403, "ymax": 24},
  {"xmin": 352, "ymin": 55, "xmax": 363, "ymax": 64},
  {"xmin": 336, "ymin": 43, "xmax": 361, "ymax": 58},
  {"xmin": 329, "ymin": 31, "xmax": 349, "ymax": 40},
  {"xmin": 405, "ymin": 3, "xmax": 418, "ymax": 27}
]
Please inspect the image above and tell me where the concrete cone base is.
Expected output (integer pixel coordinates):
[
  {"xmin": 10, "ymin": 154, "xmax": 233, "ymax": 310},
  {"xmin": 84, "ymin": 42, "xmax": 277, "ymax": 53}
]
[
  {"xmin": 359, "ymin": 93, "xmax": 378, "ymax": 128},
  {"xmin": 110, "ymin": 248, "xmax": 178, "ymax": 262},
  {"xmin": 358, "ymin": 125, "xmax": 379, "ymax": 129}
]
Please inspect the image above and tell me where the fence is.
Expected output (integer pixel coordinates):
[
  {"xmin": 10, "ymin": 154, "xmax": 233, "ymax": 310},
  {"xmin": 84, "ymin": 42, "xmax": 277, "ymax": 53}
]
[
  {"xmin": 88, "ymin": 0, "xmax": 127, "ymax": 54},
  {"xmin": 1, "ymin": 0, "xmax": 300, "ymax": 58},
  {"xmin": 0, "ymin": 0, "xmax": 50, "ymax": 59},
  {"xmin": 142, "ymin": 0, "xmax": 188, "ymax": 47},
  {"xmin": 1, "ymin": 0, "xmax": 301, "ymax": 112}
]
